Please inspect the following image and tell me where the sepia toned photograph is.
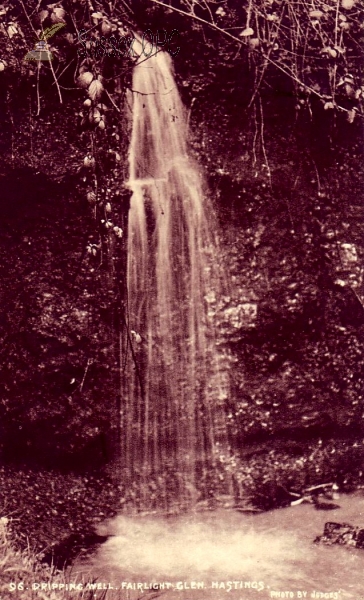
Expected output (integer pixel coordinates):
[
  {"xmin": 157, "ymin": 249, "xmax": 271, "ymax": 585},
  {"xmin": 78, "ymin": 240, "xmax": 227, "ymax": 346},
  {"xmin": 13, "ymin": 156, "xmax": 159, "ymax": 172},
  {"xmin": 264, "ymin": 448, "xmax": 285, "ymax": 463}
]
[{"xmin": 0, "ymin": 1, "xmax": 363, "ymax": 598}]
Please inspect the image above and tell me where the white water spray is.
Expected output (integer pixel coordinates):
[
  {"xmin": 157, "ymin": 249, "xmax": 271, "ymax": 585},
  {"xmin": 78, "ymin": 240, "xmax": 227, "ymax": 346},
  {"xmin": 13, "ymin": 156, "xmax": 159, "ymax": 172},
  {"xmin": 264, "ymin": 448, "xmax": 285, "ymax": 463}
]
[{"xmin": 123, "ymin": 49, "xmax": 230, "ymax": 507}]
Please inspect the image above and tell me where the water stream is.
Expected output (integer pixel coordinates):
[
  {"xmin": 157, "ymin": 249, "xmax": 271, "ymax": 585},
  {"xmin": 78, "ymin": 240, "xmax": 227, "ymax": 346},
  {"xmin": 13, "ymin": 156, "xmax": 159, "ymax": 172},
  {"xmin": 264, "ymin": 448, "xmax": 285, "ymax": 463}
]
[
  {"xmin": 75, "ymin": 493, "xmax": 364, "ymax": 599},
  {"xmin": 122, "ymin": 48, "xmax": 231, "ymax": 507}
]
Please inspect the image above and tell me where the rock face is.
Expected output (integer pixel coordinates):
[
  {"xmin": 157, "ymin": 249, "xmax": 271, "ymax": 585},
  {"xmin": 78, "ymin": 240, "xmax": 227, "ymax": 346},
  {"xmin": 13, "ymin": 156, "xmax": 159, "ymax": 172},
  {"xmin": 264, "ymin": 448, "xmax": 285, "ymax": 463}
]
[{"xmin": 314, "ymin": 521, "xmax": 364, "ymax": 549}]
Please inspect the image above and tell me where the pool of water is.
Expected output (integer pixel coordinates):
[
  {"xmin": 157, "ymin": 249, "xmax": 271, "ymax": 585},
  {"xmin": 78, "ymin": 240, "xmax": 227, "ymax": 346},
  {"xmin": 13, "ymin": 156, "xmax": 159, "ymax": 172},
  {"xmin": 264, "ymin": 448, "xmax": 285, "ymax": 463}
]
[{"xmin": 74, "ymin": 492, "xmax": 364, "ymax": 599}]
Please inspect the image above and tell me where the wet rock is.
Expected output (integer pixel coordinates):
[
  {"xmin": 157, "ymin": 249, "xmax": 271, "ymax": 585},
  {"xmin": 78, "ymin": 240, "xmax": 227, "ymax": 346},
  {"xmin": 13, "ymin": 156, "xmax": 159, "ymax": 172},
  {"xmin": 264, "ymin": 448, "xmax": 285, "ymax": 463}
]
[
  {"xmin": 314, "ymin": 521, "xmax": 364, "ymax": 548},
  {"xmin": 41, "ymin": 530, "xmax": 110, "ymax": 570},
  {"xmin": 312, "ymin": 497, "xmax": 340, "ymax": 510}
]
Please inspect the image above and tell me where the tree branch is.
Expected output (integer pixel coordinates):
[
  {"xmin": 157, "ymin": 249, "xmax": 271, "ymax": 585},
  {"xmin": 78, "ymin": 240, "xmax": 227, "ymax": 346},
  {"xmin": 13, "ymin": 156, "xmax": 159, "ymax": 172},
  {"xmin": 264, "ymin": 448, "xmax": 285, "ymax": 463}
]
[
  {"xmin": 149, "ymin": 0, "xmax": 243, "ymax": 44},
  {"xmin": 148, "ymin": 0, "xmax": 333, "ymax": 105}
]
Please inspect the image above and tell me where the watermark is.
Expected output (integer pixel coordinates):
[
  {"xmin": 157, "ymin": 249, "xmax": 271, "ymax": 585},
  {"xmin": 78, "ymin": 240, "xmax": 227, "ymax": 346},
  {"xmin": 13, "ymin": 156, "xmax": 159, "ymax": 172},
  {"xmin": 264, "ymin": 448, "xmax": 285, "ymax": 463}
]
[
  {"xmin": 24, "ymin": 23, "xmax": 65, "ymax": 61},
  {"xmin": 77, "ymin": 28, "xmax": 180, "ymax": 59}
]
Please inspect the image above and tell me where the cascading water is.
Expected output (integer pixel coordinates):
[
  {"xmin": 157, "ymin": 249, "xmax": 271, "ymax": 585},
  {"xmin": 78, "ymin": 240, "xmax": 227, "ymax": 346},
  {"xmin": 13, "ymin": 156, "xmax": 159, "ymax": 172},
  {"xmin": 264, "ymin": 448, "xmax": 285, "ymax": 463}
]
[{"xmin": 123, "ymin": 48, "xmax": 230, "ymax": 508}]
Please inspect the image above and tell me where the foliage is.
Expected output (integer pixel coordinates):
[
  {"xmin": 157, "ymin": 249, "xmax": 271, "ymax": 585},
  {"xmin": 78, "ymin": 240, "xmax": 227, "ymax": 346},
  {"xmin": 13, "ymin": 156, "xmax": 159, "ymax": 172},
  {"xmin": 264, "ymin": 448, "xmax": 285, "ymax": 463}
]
[
  {"xmin": 214, "ymin": 153, "xmax": 364, "ymax": 444},
  {"xmin": 0, "ymin": 0, "xmax": 362, "ymax": 122},
  {"xmin": 0, "ymin": 161, "xmax": 124, "ymax": 466},
  {"xmin": 0, "ymin": 514, "xmax": 105, "ymax": 600},
  {"xmin": 152, "ymin": 0, "xmax": 364, "ymax": 122},
  {"xmin": 0, "ymin": 0, "xmax": 362, "ymax": 229}
]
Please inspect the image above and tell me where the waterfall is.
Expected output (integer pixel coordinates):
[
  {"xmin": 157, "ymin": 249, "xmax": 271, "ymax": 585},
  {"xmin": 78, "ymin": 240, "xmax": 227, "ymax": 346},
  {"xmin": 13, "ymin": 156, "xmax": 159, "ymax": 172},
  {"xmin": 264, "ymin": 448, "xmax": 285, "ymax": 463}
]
[{"xmin": 123, "ymin": 49, "xmax": 230, "ymax": 509}]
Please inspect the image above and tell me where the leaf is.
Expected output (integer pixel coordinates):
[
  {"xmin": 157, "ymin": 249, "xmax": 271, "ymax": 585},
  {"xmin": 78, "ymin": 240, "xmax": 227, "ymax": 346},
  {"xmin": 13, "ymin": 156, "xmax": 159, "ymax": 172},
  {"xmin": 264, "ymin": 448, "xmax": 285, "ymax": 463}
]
[
  {"xmin": 324, "ymin": 101, "xmax": 335, "ymax": 110},
  {"xmin": 344, "ymin": 83, "xmax": 355, "ymax": 97},
  {"xmin": 347, "ymin": 109, "xmax": 356, "ymax": 123},
  {"xmin": 39, "ymin": 10, "xmax": 49, "ymax": 22},
  {"xmin": 7, "ymin": 24, "xmax": 18, "ymax": 38},
  {"xmin": 88, "ymin": 79, "xmax": 104, "ymax": 101},
  {"xmin": 87, "ymin": 191, "xmax": 96, "ymax": 204},
  {"xmin": 83, "ymin": 155, "xmax": 95, "ymax": 168},
  {"xmin": 240, "ymin": 27, "xmax": 254, "ymax": 37},
  {"xmin": 249, "ymin": 38, "xmax": 260, "ymax": 49},
  {"xmin": 51, "ymin": 7, "xmax": 66, "ymax": 23},
  {"xmin": 341, "ymin": 0, "xmax": 355, "ymax": 8},
  {"xmin": 309, "ymin": 10, "xmax": 324, "ymax": 18},
  {"xmin": 78, "ymin": 71, "xmax": 94, "ymax": 88},
  {"xmin": 100, "ymin": 20, "xmax": 112, "ymax": 36},
  {"xmin": 88, "ymin": 107, "xmax": 99, "ymax": 123}
]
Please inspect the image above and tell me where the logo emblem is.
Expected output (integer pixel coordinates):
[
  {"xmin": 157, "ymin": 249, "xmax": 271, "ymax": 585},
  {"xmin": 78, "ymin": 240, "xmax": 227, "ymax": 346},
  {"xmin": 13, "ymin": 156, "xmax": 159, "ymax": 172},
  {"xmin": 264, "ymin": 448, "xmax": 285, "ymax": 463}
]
[{"xmin": 24, "ymin": 23, "xmax": 65, "ymax": 61}]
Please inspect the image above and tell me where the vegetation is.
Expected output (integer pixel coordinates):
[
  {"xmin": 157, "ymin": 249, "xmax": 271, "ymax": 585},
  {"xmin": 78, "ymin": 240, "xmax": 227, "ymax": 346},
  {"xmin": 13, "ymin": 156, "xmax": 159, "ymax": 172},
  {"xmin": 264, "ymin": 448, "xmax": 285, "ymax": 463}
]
[
  {"xmin": 0, "ymin": 515, "xmax": 92, "ymax": 600},
  {"xmin": 0, "ymin": 0, "xmax": 363, "ymax": 578}
]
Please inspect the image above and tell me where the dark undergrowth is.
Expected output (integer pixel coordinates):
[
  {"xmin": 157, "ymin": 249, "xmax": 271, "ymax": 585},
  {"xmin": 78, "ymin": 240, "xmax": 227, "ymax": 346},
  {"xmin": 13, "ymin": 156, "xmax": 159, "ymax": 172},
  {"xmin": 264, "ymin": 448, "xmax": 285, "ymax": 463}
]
[
  {"xmin": 0, "ymin": 434, "xmax": 363, "ymax": 599},
  {"xmin": 1, "ymin": 434, "xmax": 363, "ymax": 558}
]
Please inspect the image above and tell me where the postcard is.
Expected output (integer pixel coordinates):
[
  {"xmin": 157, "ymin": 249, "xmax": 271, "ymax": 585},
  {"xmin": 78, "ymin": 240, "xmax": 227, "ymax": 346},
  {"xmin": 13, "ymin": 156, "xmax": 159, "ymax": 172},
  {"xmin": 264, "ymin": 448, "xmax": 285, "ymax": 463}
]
[{"xmin": 0, "ymin": 1, "xmax": 363, "ymax": 599}]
